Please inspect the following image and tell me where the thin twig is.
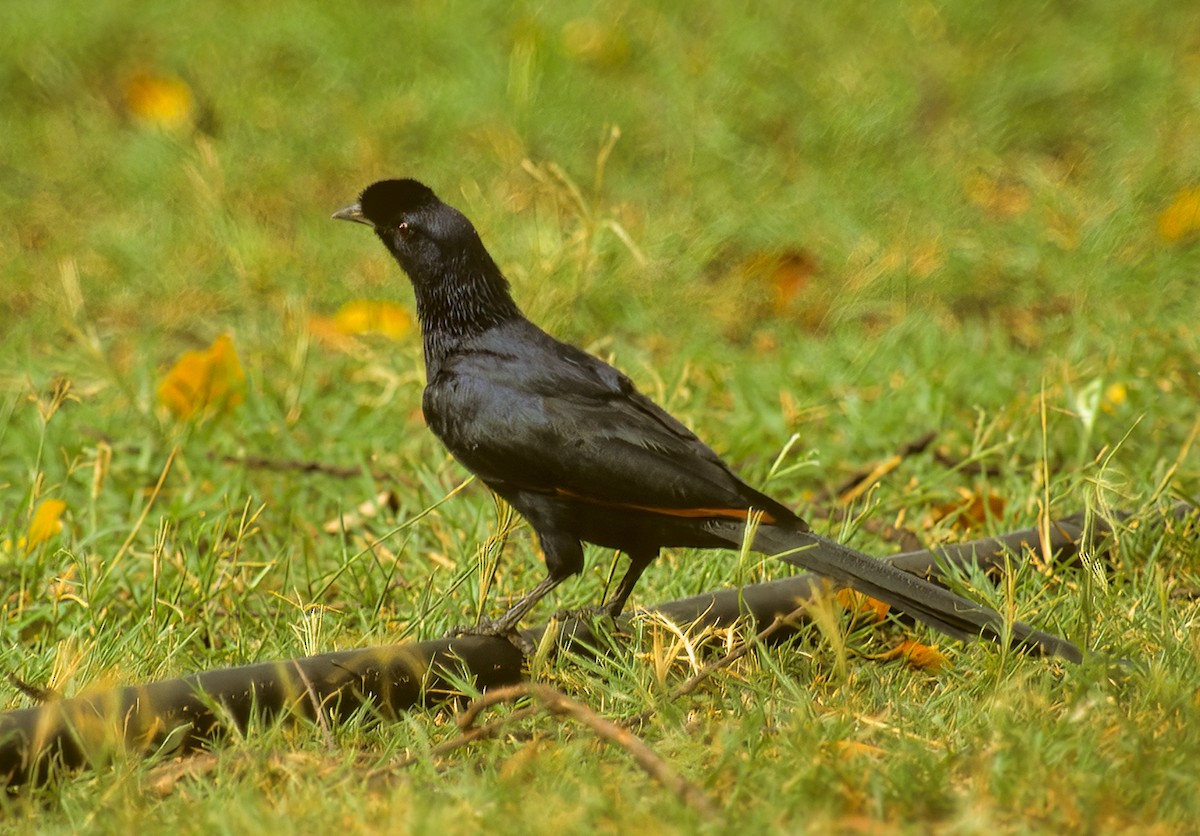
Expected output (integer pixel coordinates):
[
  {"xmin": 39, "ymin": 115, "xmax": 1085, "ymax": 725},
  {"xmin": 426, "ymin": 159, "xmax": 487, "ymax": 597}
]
[
  {"xmin": 525, "ymin": 684, "xmax": 719, "ymax": 817},
  {"xmin": 112, "ymin": 446, "xmax": 177, "ymax": 568},
  {"xmin": 217, "ymin": 453, "xmax": 368, "ymax": 480},
  {"xmin": 455, "ymin": 683, "xmax": 531, "ymax": 730},
  {"xmin": 434, "ymin": 683, "xmax": 719, "ymax": 817},
  {"xmin": 145, "ymin": 752, "xmax": 220, "ymax": 797},
  {"xmin": 5, "ymin": 674, "xmax": 57, "ymax": 704},
  {"xmin": 388, "ymin": 702, "xmax": 543, "ymax": 771},
  {"xmin": 811, "ymin": 431, "xmax": 937, "ymax": 506},
  {"xmin": 291, "ymin": 659, "xmax": 334, "ymax": 747}
]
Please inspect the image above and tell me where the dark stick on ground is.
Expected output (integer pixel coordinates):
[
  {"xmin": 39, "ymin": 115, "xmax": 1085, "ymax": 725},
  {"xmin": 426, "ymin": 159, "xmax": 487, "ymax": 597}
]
[
  {"xmin": 0, "ymin": 504, "xmax": 1191, "ymax": 790},
  {"xmin": 216, "ymin": 454, "xmax": 368, "ymax": 480}
]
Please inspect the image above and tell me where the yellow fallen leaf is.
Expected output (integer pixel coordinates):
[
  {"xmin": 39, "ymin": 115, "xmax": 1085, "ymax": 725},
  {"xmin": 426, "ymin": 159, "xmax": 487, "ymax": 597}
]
[
  {"xmin": 26, "ymin": 498, "xmax": 67, "ymax": 553},
  {"xmin": 157, "ymin": 334, "xmax": 246, "ymax": 420},
  {"xmin": 308, "ymin": 299, "xmax": 413, "ymax": 347},
  {"xmin": 1102, "ymin": 382, "xmax": 1127, "ymax": 413},
  {"xmin": 124, "ymin": 71, "xmax": 195, "ymax": 130},
  {"xmin": 1158, "ymin": 187, "xmax": 1200, "ymax": 243},
  {"xmin": 334, "ymin": 299, "xmax": 412, "ymax": 338},
  {"xmin": 835, "ymin": 740, "xmax": 886, "ymax": 760}
]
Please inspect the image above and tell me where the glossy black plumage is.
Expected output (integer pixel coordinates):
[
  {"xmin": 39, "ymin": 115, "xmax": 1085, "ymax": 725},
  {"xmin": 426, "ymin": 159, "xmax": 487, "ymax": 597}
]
[{"xmin": 334, "ymin": 179, "xmax": 1082, "ymax": 662}]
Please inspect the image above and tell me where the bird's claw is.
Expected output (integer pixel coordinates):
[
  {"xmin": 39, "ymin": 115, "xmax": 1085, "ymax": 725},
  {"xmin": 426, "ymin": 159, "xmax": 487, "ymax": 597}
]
[{"xmin": 451, "ymin": 618, "xmax": 536, "ymax": 656}]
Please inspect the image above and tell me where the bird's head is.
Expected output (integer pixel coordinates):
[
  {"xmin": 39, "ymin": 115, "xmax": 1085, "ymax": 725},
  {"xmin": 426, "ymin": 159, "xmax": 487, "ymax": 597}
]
[
  {"xmin": 332, "ymin": 179, "xmax": 480, "ymax": 281},
  {"xmin": 333, "ymin": 178, "xmax": 520, "ymax": 335}
]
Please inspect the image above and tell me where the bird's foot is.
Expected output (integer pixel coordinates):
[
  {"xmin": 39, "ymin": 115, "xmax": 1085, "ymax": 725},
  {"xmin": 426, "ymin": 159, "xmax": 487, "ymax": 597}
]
[
  {"xmin": 549, "ymin": 604, "xmax": 621, "ymax": 625},
  {"xmin": 543, "ymin": 605, "xmax": 634, "ymax": 642},
  {"xmin": 451, "ymin": 618, "xmax": 536, "ymax": 655}
]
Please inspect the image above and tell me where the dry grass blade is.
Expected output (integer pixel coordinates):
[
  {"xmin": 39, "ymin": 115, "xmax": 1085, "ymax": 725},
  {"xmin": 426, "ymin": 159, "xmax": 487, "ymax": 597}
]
[{"xmin": 623, "ymin": 607, "xmax": 806, "ymax": 729}]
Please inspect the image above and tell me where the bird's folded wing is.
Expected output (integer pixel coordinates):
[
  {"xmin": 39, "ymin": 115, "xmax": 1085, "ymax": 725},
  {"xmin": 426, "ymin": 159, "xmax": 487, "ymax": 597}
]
[{"xmin": 430, "ymin": 340, "xmax": 789, "ymax": 518}]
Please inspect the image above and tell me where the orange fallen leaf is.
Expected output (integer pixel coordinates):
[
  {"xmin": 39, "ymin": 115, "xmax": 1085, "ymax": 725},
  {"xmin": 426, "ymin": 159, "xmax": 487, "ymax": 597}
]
[
  {"xmin": 738, "ymin": 249, "xmax": 820, "ymax": 313},
  {"xmin": 876, "ymin": 639, "xmax": 948, "ymax": 672},
  {"xmin": 25, "ymin": 499, "xmax": 67, "ymax": 553},
  {"xmin": 1158, "ymin": 187, "xmax": 1200, "ymax": 243},
  {"xmin": 157, "ymin": 334, "xmax": 246, "ymax": 420},
  {"xmin": 837, "ymin": 588, "xmax": 891, "ymax": 623},
  {"xmin": 124, "ymin": 71, "xmax": 195, "ymax": 130},
  {"xmin": 769, "ymin": 250, "xmax": 819, "ymax": 312},
  {"xmin": 929, "ymin": 487, "xmax": 1005, "ymax": 532},
  {"xmin": 309, "ymin": 299, "xmax": 413, "ymax": 347}
]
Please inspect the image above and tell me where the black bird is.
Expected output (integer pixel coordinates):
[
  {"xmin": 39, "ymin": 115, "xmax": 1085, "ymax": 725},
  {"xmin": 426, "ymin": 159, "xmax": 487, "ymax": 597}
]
[{"xmin": 333, "ymin": 178, "xmax": 1082, "ymax": 662}]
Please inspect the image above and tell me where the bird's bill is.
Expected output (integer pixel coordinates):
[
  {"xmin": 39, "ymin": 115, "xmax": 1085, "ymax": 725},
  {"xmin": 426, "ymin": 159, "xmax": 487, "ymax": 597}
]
[{"xmin": 331, "ymin": 202, "xmax": 371, "ymax": 225}]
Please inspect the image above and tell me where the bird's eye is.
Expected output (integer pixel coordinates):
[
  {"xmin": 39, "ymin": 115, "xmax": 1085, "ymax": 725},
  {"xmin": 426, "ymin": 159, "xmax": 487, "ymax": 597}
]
[{"xmin": 396, "ymin": 221, "xmax": 412, "ymax": 237}]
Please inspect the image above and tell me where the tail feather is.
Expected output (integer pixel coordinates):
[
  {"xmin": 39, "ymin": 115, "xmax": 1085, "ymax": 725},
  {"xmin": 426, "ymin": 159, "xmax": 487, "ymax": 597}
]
[{"xmin": 736, "ymin": 523, "xmax": 1083, "ymax": 663}]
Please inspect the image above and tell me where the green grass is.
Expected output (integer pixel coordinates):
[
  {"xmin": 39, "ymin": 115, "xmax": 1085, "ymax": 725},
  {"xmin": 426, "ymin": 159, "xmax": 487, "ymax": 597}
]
[{"xmin": 3, "ymin": 0, "xmax": 1200, "ymax": 831}]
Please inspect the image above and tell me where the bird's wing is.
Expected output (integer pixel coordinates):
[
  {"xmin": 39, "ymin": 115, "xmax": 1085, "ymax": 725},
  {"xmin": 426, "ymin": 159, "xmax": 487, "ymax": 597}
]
[{"xmin": 425, "ymin": 325, "xmax": 794, "ymax": 522}]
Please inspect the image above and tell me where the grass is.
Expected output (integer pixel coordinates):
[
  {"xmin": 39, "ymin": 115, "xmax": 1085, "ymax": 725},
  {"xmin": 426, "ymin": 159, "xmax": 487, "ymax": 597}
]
[{"xmin": 3, "ymin": 0, "xmax": 1200, "ymax": 831}]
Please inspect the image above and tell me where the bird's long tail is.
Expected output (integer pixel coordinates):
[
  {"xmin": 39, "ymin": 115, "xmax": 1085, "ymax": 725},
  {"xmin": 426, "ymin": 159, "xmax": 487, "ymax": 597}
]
[{"xmin": 721, "ymin": 522, "xmax": 1083, "ymax": 662}]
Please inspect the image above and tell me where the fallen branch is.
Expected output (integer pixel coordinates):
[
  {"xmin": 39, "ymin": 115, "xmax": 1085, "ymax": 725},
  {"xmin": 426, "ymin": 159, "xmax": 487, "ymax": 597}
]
[
  {"xmin": 0, "ymin": 638, "xmax": 523, "ymax": 790},
  {"xmin": 0, "ymin": 503, "xmax": 1191, "ymax": 789}
]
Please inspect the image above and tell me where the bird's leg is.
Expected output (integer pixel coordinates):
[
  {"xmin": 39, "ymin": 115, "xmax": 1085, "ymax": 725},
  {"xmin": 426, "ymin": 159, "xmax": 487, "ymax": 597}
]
[
  {"xmin": 475, "ymin": 574, "xmax": 564, "ymax": 636},
  {"xmin": 600, "ymin": 549, "xmax": 658, "ymax": 618},
  {"xmin": 452, "ymin": 575, "xmax": 561, "ymax": 655},
  {"xmin": 454, "ymin": 528, "xmax": 584, "ymax": 645},
  {"xmin": 544, "ymin": 549, "xmax": 657, "ymax": 627}
]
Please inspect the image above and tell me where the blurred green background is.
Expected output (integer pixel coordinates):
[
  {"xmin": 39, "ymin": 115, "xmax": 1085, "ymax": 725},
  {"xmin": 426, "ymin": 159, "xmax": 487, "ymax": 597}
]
[
  {"xmin": 4, "ymin": 0, "xmax": 1197, "ymax": 474},
  {"xmin": 6, "ymin": 0, "xmax": 1198, "ymax": 336},
  {"xmin": 2, "ymin": 0, "xmax": 1200, "ymax": 829}
]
